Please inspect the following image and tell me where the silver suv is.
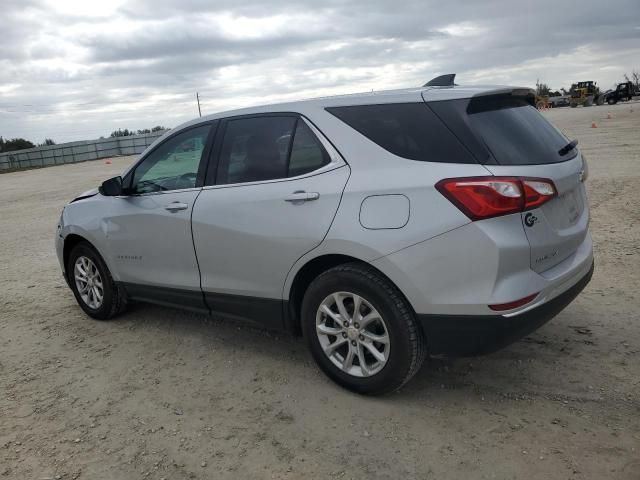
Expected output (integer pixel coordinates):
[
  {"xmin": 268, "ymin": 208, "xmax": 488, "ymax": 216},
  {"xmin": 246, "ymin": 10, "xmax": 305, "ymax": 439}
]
[{"xmin": 56, "ymin": 76, "xmax": 593, "ymax": 394}]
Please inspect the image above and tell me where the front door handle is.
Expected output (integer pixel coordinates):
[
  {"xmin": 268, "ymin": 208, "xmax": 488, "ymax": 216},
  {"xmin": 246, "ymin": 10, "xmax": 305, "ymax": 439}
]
[
  {"xmin": 165, "ymin": 202, "xmax": 189, "ymax": 212},
  {"xmin": 284, "ymin": 191, "xmax": 320, "ymax": 203}
]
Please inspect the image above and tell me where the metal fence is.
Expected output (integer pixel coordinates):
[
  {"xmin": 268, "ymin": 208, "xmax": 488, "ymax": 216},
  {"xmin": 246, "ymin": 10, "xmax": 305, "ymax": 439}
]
[{"xmin": 0, "ymin": 130, "xmax": 168, "ymax": 172}]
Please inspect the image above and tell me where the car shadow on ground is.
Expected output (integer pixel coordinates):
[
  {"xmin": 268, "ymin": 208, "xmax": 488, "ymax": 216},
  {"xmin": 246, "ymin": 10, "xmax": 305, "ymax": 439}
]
[{"xmin": 105, "ymin": 301, "xmax": 586, "ymax": 404}]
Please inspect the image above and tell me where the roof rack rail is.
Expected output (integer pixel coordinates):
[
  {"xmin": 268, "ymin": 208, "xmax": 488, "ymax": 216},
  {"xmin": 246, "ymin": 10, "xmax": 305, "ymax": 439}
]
[{"xmin": 423, "ymin": 73, "xmax": 456, "ymax": 87}]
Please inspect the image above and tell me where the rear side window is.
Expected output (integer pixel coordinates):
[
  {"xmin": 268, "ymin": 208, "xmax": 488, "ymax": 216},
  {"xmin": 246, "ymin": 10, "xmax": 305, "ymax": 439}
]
[
  {"xmin": 215, "ymin": 116, "xmax": 331, "ymax": 185},
  {"xmin": 288, "ymin": 120, "xmax": 330, "ymax": 177},
  {"xmin": 464, "ymin": 95, "xmax": 574, "ymax": 165},
  {"xmin": 326, "ymin": 103, "xmax": 476, "ymax": 164},
  {"xmin": 216, "ymin": 116, "xmax": 295, "ymax": 185}
]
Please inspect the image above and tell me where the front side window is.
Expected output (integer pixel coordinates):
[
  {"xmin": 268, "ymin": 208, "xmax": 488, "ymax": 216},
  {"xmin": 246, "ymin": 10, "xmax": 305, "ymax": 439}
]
[{"xmin": 132, "ymin": 125, "xmax": 211, "ymax": 194}]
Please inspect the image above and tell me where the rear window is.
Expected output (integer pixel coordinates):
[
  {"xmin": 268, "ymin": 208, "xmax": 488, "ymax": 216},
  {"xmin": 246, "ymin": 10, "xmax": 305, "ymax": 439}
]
[
  {"xmin": 463, "ymin": 95, "xmax": 575, "ymax": 165},
  {"xmin": 326, "ymin": 103, "xmax": 476, "ymax": 164}
]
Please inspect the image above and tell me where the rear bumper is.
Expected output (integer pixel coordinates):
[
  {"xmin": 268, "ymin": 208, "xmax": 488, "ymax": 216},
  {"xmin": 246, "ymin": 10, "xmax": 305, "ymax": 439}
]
[{"xmin": 418, "ymin": 260, "xmax": 594, "ymax": 357}]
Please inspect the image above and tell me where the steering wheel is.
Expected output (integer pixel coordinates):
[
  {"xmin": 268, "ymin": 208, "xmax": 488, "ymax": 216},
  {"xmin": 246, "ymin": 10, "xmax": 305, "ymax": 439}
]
[{"xmin": 175, "ymin": 172, "xmax": 197, "ymax": 189}]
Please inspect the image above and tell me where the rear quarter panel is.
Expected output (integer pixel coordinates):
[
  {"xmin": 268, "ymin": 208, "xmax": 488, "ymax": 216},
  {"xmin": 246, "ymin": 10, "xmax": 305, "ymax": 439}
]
[{"xmin": 282, "ymin": 107, "xmax": 493, "ymax": 299}]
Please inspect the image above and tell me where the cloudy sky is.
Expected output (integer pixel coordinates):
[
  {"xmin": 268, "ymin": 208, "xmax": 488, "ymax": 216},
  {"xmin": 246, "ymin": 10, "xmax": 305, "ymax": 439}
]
[{"xmin": 1, "ymin": 0, "xmax": 639, "ymax": 143}]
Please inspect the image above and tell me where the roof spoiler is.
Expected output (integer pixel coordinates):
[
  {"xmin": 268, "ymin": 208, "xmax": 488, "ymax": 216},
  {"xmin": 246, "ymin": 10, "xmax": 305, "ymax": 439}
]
[{"xmin": 423, "ymin": 73, "xmax": 456, "ymax": 87}]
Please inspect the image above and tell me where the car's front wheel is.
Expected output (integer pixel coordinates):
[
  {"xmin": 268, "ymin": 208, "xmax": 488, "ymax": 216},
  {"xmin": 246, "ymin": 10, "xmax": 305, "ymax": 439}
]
[
  {"xmin": 67, "ymin": 242, "xmax": 126, "ymax": 320},
  {"xmin": 301, "ymin": 263, "xmax": 426, "ymax": 395}
]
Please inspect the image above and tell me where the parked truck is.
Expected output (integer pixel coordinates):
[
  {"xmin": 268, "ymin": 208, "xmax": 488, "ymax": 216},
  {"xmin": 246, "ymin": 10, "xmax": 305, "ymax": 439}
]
[{"xmin": 602, "ymin": 82, "xmax": 635, "ymax": 105}]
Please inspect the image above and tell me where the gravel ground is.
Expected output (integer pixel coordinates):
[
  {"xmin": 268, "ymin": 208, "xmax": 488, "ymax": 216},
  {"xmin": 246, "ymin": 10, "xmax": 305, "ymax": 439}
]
[{"xmin": 1, "ymin": 102, "xmax": 639, "ymax": 479}]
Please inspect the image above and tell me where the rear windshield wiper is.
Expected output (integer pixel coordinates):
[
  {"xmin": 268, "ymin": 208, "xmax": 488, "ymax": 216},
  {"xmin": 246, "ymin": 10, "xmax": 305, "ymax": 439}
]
[{"xmin": 558, "ymin": 139, "xmax": 578, "ymax": 156}]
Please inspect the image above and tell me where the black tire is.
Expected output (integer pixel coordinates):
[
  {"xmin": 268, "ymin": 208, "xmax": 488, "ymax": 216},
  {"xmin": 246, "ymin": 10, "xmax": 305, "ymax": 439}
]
[
  {"xmin": 67, "ymin": 242, "xmax": 127, "ymax": 320},
  {"xmin": 607, "ymin": 97, "xmax": 617, "ymax": 105},
  {"xmin": 301, "ymin": 263, "xmax": 426, "ymax": 395}
]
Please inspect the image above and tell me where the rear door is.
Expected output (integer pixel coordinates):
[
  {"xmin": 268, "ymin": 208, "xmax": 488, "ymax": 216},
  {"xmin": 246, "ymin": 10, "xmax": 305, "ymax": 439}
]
[
  {"xmin": 428, "ymin": 92, "xmax": 589, "ymax": 273},
  {"xmin": 191, "ymin": 114, "xmax": 349, "ymax": 327}
]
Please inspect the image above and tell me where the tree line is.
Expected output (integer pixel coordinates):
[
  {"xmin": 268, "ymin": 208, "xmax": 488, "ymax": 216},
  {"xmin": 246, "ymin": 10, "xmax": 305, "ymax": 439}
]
[
  {"xmin": 0, "ymin": 126, "xmax": 168, "ymax": 154},
  {"xmin": 108, "ymin": 126, "xmax": 166, "ymax": 138},
  {"xmin": 0, "ymin": 137, "xmax": 55, "ymax": 153}
]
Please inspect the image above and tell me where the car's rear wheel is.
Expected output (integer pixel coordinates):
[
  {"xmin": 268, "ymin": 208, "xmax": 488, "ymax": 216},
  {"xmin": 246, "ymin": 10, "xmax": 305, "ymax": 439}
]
[
  {"xmin": 67, "ymin": 242, "xmax": 126, "ymax": 320},
  {"xmin": 301, "ymin": 263, "xmax": 426, "ymax": 395}
]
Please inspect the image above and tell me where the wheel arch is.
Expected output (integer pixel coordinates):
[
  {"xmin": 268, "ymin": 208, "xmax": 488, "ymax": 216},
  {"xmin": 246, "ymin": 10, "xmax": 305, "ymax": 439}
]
[
  {"xmin": 285, "ymin": 253, "xmax": 413, "ymax": 336},
  {"xmin": 62, "ymin": 233, "xmax": 117, "ymax": 283},
  {"xmin": 62, "ymin": 232, "xmax": 128, "ymax": 320},
  {"xmin": 63, "ymin": 233, "xmax": 92, "ymax": 273}
]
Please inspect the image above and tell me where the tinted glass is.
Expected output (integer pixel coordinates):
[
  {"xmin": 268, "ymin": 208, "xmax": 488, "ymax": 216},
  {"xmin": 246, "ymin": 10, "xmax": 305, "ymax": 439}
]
[
  {"xmin": 216, "ymin": 116, "xmax": 296, "ymax": 185},
  {"xmin": 288, "ymin": 121, "xmax": 330, "ymax": 177},
  {"xmin": 465, "ymin": 96, "xmax": 575, "ymax": 165},
  {"xmin": 326, "ymin": 103, "xmax": 476, "ymax": 164},
  {"xmin": 132, "ymin": 125, "xmax": 210, "ymax": 193}
]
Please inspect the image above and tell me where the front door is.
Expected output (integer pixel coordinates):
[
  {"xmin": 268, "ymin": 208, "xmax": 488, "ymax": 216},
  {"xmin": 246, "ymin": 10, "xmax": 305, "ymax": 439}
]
[
  {"xmin": 191, "ymin": 115, "xmax": 349, "ymax": 327},
  {"xmin": 104, "ymin": 123, "xmax": 214, "ymax": 310}
]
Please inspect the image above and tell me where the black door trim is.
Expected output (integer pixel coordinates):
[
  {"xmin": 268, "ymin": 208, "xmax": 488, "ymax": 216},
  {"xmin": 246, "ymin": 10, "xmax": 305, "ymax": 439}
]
[
  {"xmin": 203, "ymin": 291, "xmax": 284, "ymax": 331},
  {"xmin": 119, "ymin": 282, "xmax": 287, "ymax": 331},
  {"xmin": 121, "ymin": 282, "xmax": 209, "ymax": 314}
]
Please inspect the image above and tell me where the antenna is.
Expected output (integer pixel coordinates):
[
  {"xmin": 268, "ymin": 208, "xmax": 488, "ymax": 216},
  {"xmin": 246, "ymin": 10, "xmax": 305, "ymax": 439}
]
[
  {"xmin": 423, "ymin": 74, "xmax": 456, "ymax": 87},
  {"xmin": 196, "ymin": 92, "xmax": 202, "ymax": 117}
]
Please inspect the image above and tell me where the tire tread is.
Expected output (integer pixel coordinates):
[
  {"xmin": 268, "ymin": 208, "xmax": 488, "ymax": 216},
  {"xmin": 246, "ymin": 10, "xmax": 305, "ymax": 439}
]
[
  {"xmin": 68, "ymin": 242, "xmax": 127, "ymax": 320},
  {"xmin": 308, "ymin": 262, "xmax": 426, "ymax": 394}
]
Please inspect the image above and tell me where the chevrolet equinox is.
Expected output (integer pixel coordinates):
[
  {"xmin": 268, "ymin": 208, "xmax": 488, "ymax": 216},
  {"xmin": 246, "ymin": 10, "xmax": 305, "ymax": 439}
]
[{"xmin": 56, "ymin": 75, "xmax": 593, "ymax": 394}]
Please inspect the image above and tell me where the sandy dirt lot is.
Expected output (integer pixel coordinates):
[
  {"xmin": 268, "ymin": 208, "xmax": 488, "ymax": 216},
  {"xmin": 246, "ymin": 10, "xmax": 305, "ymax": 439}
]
[{"xmin": 1, "ymin": 102, "xmax": 639, "ymax": 479}]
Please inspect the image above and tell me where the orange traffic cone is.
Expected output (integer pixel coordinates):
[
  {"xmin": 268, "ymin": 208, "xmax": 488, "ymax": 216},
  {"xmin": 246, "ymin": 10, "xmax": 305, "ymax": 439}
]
[{"xmin": 591, "ymin": 122, "xmax": 597, "ymax": 128}]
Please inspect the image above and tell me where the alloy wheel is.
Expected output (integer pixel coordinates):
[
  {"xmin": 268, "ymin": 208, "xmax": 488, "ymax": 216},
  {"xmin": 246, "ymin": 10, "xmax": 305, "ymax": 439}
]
[
  {"xmin": 74, "ymin": 256, "xmax": 104, "ymax": 309},
  {"xmin": 315, "ymin": 291, "xmax": 390, "ymax": 377}
]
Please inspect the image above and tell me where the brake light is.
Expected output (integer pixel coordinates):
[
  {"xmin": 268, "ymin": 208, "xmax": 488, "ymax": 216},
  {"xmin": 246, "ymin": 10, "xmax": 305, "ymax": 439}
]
[{"xmin": 435, "ymin": 176, "xmax": 556, "ymax": 221}]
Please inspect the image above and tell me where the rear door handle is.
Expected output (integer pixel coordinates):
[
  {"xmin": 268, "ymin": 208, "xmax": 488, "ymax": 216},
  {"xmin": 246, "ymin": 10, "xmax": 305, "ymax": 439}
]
[
  {"xmin": 284, "ymin": 191, "xmax": 320, "ymax": 203},
  {"xmin": 165, "ymin": 202, "xmax": 189, "ymax": 212}
]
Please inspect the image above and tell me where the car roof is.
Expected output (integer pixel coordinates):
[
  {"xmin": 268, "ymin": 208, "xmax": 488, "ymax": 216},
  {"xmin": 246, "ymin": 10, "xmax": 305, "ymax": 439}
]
[
  {"xmin": 125, "ymin": 82, "xmax": 530, "ymax": 178},
  {"xmin": 163, "ymin": 83, "xmax": 530, "ymax": 139}
]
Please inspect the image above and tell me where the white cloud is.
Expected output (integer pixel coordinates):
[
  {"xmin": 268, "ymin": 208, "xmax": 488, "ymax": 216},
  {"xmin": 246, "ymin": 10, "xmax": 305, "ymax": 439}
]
[
  {"xmin": 0, "ymin": 0, "xmax": 638, "ymax": 143},
  {"xmin": 438, "ymin": 22, "xmax": 487, "ymax": 37},
  {"xmin": 42, "ymin": 0, "xmax": 127, "ymax": 17}
]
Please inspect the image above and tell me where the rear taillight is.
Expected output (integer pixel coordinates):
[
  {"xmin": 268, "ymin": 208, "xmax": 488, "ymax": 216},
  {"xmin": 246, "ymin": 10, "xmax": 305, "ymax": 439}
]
[
  {"xmin": 435, "ymin": 176, "xmax": 557, "ymax": 221},
  {"xmin": 580, "ymin": 155, "xmax": 589, "ymax": 182},
  {"xmin": 522, "ymin": 179, "xmax": 556, "ymax": 209}
]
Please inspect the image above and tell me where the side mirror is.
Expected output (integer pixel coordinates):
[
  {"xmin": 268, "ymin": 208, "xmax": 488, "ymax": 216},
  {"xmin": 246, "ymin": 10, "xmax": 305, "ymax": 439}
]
[{"xmin": 99, "ymin": 176, "xmax": 123, "ymax": 196}]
